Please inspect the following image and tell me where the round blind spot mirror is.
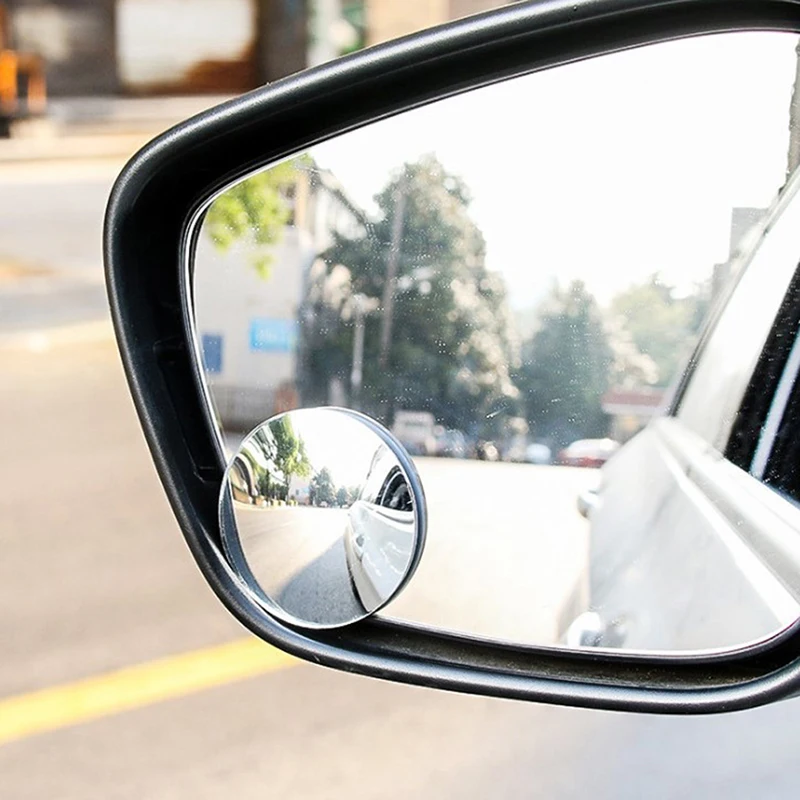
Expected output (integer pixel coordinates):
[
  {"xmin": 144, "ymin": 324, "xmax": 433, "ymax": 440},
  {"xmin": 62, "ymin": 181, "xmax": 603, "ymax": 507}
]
[{"xmin": 219, "ymin": 407, "xmax": 427, "ymax": 629}]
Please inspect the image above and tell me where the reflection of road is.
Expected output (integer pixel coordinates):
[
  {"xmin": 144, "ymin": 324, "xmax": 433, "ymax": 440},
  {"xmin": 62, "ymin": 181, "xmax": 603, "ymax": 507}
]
[
  {"xmin": 228, "ymin": 452, "xmax": 596, "ymax": 644},
  {"xmin": 0, "ymin": 167, "xmax": 118, "ymax": 333},
  {"xmin": 236, "ymin": 505, "xmax": 366, "ymax": 624},
  {"xmin": 388, "ymin": 458, "xmax": 597, "ymax": 645}
]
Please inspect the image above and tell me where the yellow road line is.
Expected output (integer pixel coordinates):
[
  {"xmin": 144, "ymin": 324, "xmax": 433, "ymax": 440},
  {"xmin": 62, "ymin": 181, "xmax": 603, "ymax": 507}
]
[{"xmin": 0, "ymin": 637, "xmax": 297, "ymax": 747}]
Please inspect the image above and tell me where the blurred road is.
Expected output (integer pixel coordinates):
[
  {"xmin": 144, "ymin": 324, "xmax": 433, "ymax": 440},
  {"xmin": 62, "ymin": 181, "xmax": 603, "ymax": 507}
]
[
  {"xmin": 0, "ymin": 159, "xmax": 121, "ymax": 335},
  {"xmin": 236, "ymin": 504, "xmax": 367, "ymax": 624},
  {"xmin": 3, "ymin": 159, "xmax": 800, "ymax": 799},
  {"xmin": 396, "ymin": 458, "xmax": 592, "ymax": 643},
  {"xmin": 233, "ymin": 459, "xmax": 593, "ymax": 636}
]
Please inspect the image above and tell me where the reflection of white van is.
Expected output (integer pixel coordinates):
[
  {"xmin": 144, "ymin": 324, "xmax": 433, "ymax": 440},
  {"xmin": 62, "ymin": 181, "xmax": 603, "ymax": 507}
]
[{"xmin": 391, "ymin": 411, "xmax": 436, "ymax": 455}]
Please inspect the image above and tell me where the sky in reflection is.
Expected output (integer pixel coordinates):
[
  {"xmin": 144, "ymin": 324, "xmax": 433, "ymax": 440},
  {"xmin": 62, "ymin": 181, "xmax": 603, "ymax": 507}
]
[{"xmin": 313, "ymin": 32, "xmax": 797, "ymax": 304}]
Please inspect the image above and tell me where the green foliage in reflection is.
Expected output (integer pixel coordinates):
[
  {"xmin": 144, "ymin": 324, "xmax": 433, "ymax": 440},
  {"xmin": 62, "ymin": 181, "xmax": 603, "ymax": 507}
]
[
  {"xmin": 514, "ymin": 280, "xmax": 612, "ymax": 449},
  {"xmin": 609, "ymin": 273, "xmax": 710, "ymax": 387},
  {"xmin": 335, "ymin": 486, "xmax": 350, "ymax": 507},
  {"xmin": 309, "ymin": 467, "xmax": 335, "ymax": 507},
  {"xmin": 512, "ymin": 274, "xmax": 711, "ymax": 448},
  {"xmin": 238, "ymin": 418, "xmax": 311, "ymax": 503},
  {"xmin": 270, "ymin": 416, "xmax": 312, "ymax": 481},
  {"xmin": 302, "ymin": 155, "xmax": 520, "ymax": 437},
  {"xmin": 205, "ymin": 159, "xmax": 306, "ymax": 279},
  {"xmin": 295, "ymin": 154, "xmax": 712, "ymax": 449}
]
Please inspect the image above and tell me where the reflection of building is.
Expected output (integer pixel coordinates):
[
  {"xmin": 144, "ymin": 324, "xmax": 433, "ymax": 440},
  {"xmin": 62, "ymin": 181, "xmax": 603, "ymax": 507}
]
[
  {"xmin": 601, "ymin": 388, "xmax": 666, "ymax": 443},
  {"xmin": 712, "ymin": 207, "xmax": 766, "ymax": 301},
  {"xmin": 229, "ymin": 455, "xmax": 258, "ymax": 503},
  {"xmin": 194, "ymin": 165, "xmax": 367, "ymax": 431}
]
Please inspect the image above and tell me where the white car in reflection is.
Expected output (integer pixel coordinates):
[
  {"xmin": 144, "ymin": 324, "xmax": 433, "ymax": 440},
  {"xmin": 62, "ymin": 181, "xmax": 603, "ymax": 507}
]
[
  {"xmin": 344, "ymin": 499, "xmax": 415, "ymax": 610},
  {"xmin": 343, "ymin": 446, "xmax": 416, "ymax": 610}
]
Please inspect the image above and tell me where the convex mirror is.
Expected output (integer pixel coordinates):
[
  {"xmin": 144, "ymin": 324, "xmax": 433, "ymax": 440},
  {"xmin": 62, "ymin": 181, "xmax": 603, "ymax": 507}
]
[{"xmin": 220, "ymin": 407, "xmax": 426, "ymax": 628}]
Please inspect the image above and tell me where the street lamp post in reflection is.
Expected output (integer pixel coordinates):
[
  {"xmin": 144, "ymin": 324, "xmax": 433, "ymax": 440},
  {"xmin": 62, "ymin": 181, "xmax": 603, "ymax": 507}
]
[
  {"xmin": 351, "ymin": 293, "xmax": 366, "ymax": 410},
  {"xmin": 379, "ymin": 176, "xmax": 407, "ymax": 369}
]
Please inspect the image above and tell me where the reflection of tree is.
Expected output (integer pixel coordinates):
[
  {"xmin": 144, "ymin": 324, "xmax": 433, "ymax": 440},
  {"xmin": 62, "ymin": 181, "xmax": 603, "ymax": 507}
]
[
  {"xmin": 301, "ymin": 155, "xmax": 519, "ymax": 438},
  {"xmin": 609, "ymin": 273, "xmax": 710, "ymax": 387},
  {"xmin": 255, "ymin": 461, "xmax": 278, "ymax": 500},
  {"xmin": 309, "ymin": 467, "xmax": 336, "ymax": 506},
  {"xmin": 240, "ymin": 417, "xmax": 312, "ymax": 503},
  {"xmin": 515, "ymin": 280, "xmax": 612, "ymax": 449},
  {"xmin": 204, "ymin": 158, "xmax": 305, "ymax": 279},
  {"xmin": 271, "ymin": 416, "xmax": 311, "ymax": 481}
]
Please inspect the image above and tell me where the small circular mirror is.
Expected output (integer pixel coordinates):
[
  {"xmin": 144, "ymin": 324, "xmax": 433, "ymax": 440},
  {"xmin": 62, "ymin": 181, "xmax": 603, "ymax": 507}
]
[{"xmin": 219, "ymin": 408, "xmax": 426, "ymax": 629}]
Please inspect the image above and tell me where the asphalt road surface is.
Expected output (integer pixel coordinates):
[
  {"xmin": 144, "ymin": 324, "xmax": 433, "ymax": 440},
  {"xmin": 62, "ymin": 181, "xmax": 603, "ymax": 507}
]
[
  {"xmin": 236, "ymin": 504, "xmax": 367, "ymax": 624},
  {"xmin": 394, "ymin": 458, "xmax": 593, "ymax": 644},
  {"xmin": 4, "ymin": 334, "xmax": 800, "ymax": 799},
  {"xmin": 0, "ymin": 159, "xmax": 121, "ymax": 334},
  {"xmin": 232, "ymin": 463, "xmax": 593, "ymax": 641}
]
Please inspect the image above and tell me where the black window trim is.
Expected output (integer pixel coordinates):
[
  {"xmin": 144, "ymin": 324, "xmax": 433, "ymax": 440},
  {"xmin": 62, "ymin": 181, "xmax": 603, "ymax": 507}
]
[{"xmin": 751, "ymin": 324, "xmax": 800, "ymax": 479}]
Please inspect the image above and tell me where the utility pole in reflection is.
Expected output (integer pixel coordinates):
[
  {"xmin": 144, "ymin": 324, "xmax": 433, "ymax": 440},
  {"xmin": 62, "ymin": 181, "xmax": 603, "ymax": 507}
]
[
  {"xmin": 351, "ymin": 293, "xmax": 366, "ymax": 410},
  {"xmin": 379, "ymin": 176, "xmax": 407, "ymax": 369}
]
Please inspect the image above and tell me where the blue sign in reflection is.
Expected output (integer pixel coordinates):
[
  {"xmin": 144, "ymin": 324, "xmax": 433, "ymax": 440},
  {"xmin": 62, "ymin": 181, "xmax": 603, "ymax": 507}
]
[
  {"xmin": 201, "ymin": 333, "xmax": 223, "ymax": 373},
  {"xmin": 249, "ymin": 318, "xmax": 298, "ymax": 353}
]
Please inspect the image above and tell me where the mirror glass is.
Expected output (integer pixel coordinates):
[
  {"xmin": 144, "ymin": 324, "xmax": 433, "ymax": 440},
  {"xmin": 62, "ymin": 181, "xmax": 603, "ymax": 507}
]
[
  {"xmin": 220, "ymin": 407, "xmax": 425, "ymax": 628},
  {"xmin": 194, "ymin": 32, "xmax": 800, "ymax": 652}
]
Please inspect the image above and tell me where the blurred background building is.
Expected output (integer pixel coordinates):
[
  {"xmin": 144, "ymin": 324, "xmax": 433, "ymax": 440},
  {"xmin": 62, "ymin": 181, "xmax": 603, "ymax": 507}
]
[
  {"xmin": 2, "ymin": 0, "xmax": 513, "ymax": 99},
  {"xmin": 194, "ymin": 163, "xmax": 368, "ymax": 432}
]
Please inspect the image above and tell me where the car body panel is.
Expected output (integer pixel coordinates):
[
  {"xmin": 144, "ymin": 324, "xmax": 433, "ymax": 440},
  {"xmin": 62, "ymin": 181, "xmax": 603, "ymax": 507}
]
[
  {"xmin": 585, "ymin": 419, "xmax": 800, "ymax": 651},
  {"xmin": 582, "ymin": 170, "xmax": 800, "ymax": 652},
  {"xmin": 345, "ymin": 501, "xmax": 416, "ymax": 610}
]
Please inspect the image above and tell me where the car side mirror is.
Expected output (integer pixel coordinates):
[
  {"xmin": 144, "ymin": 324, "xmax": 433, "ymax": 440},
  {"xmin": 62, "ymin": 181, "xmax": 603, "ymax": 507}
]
[{"xmin": 105, "ymin": 0, "xmax": 800, "ymax": 714}]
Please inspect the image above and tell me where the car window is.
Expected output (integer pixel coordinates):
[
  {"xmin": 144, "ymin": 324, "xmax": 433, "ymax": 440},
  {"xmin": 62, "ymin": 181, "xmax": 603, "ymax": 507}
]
[{"xmin": 676, "ymin": 178, "xmax": 800, "ymax": 452}]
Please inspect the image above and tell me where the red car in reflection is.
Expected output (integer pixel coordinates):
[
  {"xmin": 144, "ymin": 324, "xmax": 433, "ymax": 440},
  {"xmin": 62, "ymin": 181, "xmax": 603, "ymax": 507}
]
[{"xmin": 557, "ymin": 438, "xmax": 620, "ymax": 468}]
